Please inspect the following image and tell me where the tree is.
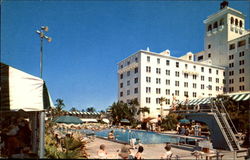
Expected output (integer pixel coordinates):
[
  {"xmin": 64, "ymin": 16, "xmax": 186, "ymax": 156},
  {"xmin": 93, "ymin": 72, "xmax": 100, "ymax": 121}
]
[
  {"xmin": 81, "ymin": 109, "xmax": 85, "ymax": 112},
  {"xmin": 54, "ymin": 98, "xmax": 65, "ymax": 117},
  {"xmin": 86, "ymin": 107, "xmax": 96, "ymax": 113},
  {"xmin": 137, "ymin": 107, "xmax": 150, "ymax": 118},
  {"xmin": 70, "ymin": 107, "xmax": 78, "ymax": 112}
]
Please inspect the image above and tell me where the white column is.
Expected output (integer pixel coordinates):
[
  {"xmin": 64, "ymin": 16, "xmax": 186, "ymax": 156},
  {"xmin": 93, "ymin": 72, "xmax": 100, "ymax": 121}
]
[{"xmin": 39, "ymin": 111, "xmax": 45, "ymax": 158}]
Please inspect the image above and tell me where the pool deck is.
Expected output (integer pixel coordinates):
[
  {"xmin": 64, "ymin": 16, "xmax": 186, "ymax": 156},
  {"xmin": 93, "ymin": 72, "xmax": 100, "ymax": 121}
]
[{"xmin": 85, "ymin": 138, "xmax": 247, "ymax": 159}]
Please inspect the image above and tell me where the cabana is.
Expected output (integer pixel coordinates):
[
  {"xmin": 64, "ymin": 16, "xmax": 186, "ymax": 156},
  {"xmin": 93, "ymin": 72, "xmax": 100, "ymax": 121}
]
[{"xmin": 0, "ymin": 63, "xmax": 54, "ymax": 158}]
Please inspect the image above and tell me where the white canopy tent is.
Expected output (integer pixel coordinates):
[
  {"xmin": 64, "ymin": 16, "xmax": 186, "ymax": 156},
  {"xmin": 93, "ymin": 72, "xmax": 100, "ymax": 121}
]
[{"xmin": 0, "ymin": 63, "xmax": 54, "ymax": 158}]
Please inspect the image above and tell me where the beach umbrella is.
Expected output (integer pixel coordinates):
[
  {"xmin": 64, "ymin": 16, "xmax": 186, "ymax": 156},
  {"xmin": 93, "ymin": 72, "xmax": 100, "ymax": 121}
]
[
  {"xmin": 179, "ymin": 118, "xmax": 190, "ymax": 124},
  {"xmin": 53, "ymin": 115, "xmax": 83, "ymax": 124},
  {"xmin": 120, "ymin": 119, "xmax": 130, "ymax": 123}
]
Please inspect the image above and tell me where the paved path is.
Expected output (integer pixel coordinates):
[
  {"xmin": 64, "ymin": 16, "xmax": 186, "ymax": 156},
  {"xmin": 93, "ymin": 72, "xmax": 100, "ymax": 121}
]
[{"xmin": 85, "ymin": 137, "xmax": 194, "ymax": 159}]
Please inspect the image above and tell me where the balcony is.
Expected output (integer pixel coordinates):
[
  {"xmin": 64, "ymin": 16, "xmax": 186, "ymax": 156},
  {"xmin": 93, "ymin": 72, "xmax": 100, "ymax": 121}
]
[
  {"xmin": 118, "ymin": 62, "xmax": 139, "ymax": 74},
  {"xmin": 218, "ymin": 25, "xmax": 224, "ymax": 31},
  {"xmin": 207, "ymin": 31, "xmax": 212, "ymax": 37},
  {"xmin": 212, "ymin": 28, "xmax": 218, "ymax": 34}
]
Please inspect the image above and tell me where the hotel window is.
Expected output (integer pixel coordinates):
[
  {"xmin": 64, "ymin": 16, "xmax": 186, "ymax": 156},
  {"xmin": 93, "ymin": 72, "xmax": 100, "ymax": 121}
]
[
  {"xmin": 229, "ymin": 71, "xmax": 234, "ymax": 76},
  {"xmin": 156, "ymin": 88, "xmax": 161, "ymax": 94},
  {"xmin": 238, "ymin": 40, "xmax": 246, "ymax": 47},
  {"xmin": 175, "ymin": 81, "xmax": 179, "ymax": 87},
  {"xmin": 216, "ymin": 70, "xmax": 218, "ymax": 75},
  {"xmin": 184, "ymin": 91, "xmax": 189, "ymax": 97},
  {"xmin": 120, "ymin": 83, "xmax": 123, "ymax": 88},
  {"xmin": 208, "ymin": 53, "xmax": 211, "ymax": 58},
  {"xmin": 175, "ymin": 71, "xmax": 180, "ymax": 77},
  {"xmin": 120, "ymin": 74, "xmax": 123, "ymax": 79},
  {"xmin": 229, "ymin": 55, "xmax": 234, "ymax": 60},
  {"xmin": 201, "ymin": 84, "xmax": 205, "ymax": 89},
  {"xmin": 156, "ymin": 98, "xmax": 160, "ymax": 104},
  {"xmin": 134, "ymin": 77, "xmax": 138, "ymax": 84},
  {"xmin": 165, "ymin": 99, "xmax": 170, "ymax": 105},
  {"xmin": 208, "ymin": 44, "xmax": 211, "ymax": 49},
  {"xmin": 146, "ymin": 87, "xmax": 151, "ymax": 93},
  {"xmin": 201, "ymin": 76, "xmax": 204, "ymax": 81},
  {"xmin": 198, "ymin": 56, "xmax": 203, "ymax": 61},
  {"xmin": 157, "ymin": 58, "xmax": 160, "ymax": 64},
  {"xmin": 193, "ymin": 92, "xmax": 197, "ymax": 98},
  {"xmin": 127, "ymin": 61, "xmax": 130, "ymax": 65},
  {"xmin": 239, "ymin": 51, "xmax": 245, "ymax": 57},
  {"xmin": 229, "ymin": 63, "xmax": 234, "ymax": 68},
  {"xmin": 120, "ymin": 92, "xmax": 123, "ymax": 97},
  {"xmin": 209, "ymin": 68, "xmax": 212, "ymax": 74},
  {"xmin": 166, "ymin": 70, "xmax": 170, "ymax": 76},
  {"xmin": 229, "ymin": 44, "xmax": 235, "ymax": 50},
  {"xmin": 216, "ymin": 78, "xmax": 219, "ymax": 83},
  {"xmin": 156, "ymin": 78, "xmax": 161, "ymax": 84},
  {"xmin": 193, "ymin": 83, "xmax": 197, "ymax": 89},
  {"xmin": 175, "ymin": 90, "xmax": 179, "ymax": 96},
  {"xmin": 166, "ymin": 60, "xmax": 170, "ymax": 66},
  {"xmin": 147, "ymin": 56, "xmax": 150, "ymax": 62},
  {"xmin": 219, "ymin": 19, "xmax": 224, "ymax": 26},
  {"xmin": 134, "ymin": 67, "xmax": 138, "ymax": 74},
  {"xmin": 176, "ymin": 62, "xmax": 179, "ymax": 68},
  {"xmin": 127, "ymin": 90, "xmax": 130, "ymax": 95},
  {"xmin": 184, "ymin": 82, "xmax": 188, "ymax": 87},
  {"xmin": 146, "ymin": 77, "xmax": 151, "ymax": 83},
  {"xmin": 193, "ymin": 65, "xmax": 196, "ymax": 69},
  {"xmin": 229, "ymin": 87, "xmax": 234, "ymax": 92},
  {"xmin": 239, "ymin": 77, "xmax": 245, "ymax": 82},
  {"xmin": 193, "ymin": 75, "xmax": 197, "ymax": 80},
  {"xmin": 208, "ymin": 85, "xmax": 212, "ymax": 90},
  {"xmin": 230, "ymin": 17, "xmax": 234, "ymax": 24},
  {"xmin": 156, "ymin": 68, "xmax": 161, "ymax": 74},
  {"xmin": 166, "ymin": 79, "xmax": 170, "ymax": 85},
  {"xmin": 213, "ymin": 21, "xmax": 218, "ymax": 28},
  {"xmin": 134, "ymin": 88, "xmax": 138, "ymax": 94},
  {"xmin": 166, "ymin": 89, "xmax": 170, "ymax": 95},
  {"xmin": 239, "ymin": 86, "xmax": 245, "ymax": 91},
  {"xmin": 229, "ymin": 79, "xmax": 234, "ymax": 84},
  {"xmin": 208, "ymin": 24, "xmax": 212, "ymax": 31},
  {"xmin": 127, "ymin": 71, "xmax": 130, "ymax": 76},
  {"xmin": 239, "ymin": 20, "xmax": 243, "ymax": 28},
  {"xmin": 239, "ymin": 60, "xmax": 245, "ymax": 65},
  {"xmin": 208, "ymin": 77, "xmax": 212, "ymax": 82},
  {"xmin": 216, "ymin": 86, "xmax": 220, "ymax": 91},
  {"xmin": 239, "ymin": 68, "xmax": 244, "ymax": 74},
  {"xmin": 120, "ymin": 64, "xmax": 123, "ymax": 69},
  {"xmin": 135, "ymin": 57, "xmax": 138, "ymax": 62},
  {"xmin": 127, "ymin": 80, "xmax": 130, "ymax": 86},
  {"xmin": 235, "ymin": 19, "xmax": 238, "ymax": 26},
  {"xmin": 223, "ymin": 79, "xmax": 226, "ymax": 84},
  {"xmin": 184, "ymin": 73, "xmax": 188, "ymax": 78},
  {"xmin": 201, "ymin": 67, "xmax": 204, "ymax": 72},
  {"xmin": 146, "ymin": 66, "xmax": 151, "ymax": 72},
  {"xmin": 146, "ymin": 97, "xmax": 151, "ymax": 103},
  {"xmin": 185, "ymin": 64, "xmax": 188, "ymax": 69}
]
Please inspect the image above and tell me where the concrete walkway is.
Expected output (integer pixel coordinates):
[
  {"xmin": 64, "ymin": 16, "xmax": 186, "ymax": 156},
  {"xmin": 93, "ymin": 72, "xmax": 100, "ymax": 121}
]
[{"xmin": 85, "ymin": 137, "xmax": 194, "ymax": 159}]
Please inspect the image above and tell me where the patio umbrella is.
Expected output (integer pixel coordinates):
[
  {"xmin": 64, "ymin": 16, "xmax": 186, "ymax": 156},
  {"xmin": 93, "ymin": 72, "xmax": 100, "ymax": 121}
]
[
  {"xmin": 120, "ymin": 119, "xmax": 130, "ymax": 123},
  {"xmin": 179, "ymin": 118, "xmax": 190, "ymax": 124},
  {"xmin": 53, "ymin": 115, "xmax": 83, "ymax": 124}
]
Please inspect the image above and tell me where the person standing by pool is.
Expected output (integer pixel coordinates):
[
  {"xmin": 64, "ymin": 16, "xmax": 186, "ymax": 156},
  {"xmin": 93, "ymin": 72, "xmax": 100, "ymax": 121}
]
[
  {"xmin": 108, "ymin": 130, "xmax": 115, "ymax": 140},
  {"xmin": 161, "ymin": 143, "xmax": 173, "ymax": 160},
  {"xmin": 194, "ymin": 123, "xmax": 200, "ymax": 136},
  {"xmin": 157, "ymin": 115, "xmax": 162, "ymax": 132},
  {"xmin": 97, "ymin": 144, "xmax": 108, "ymax": 159},
  {"xmin": 134, "ymin": 146, "xmax": 144, "ymax": 160},
  {"xmin": 118, "ymin": 144, "xmax": 131, "ymax": 159}
]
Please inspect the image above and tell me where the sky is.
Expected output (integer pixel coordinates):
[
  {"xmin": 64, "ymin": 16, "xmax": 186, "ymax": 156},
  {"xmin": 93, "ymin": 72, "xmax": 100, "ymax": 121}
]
[{"xmin": 1, "ymin": 0, "xmax": 250, "ymax": 111}]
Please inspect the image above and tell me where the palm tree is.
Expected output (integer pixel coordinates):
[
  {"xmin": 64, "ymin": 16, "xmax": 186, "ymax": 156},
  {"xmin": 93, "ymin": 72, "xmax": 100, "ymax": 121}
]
[
  {"xmin": 55, "ymin": 98, "xmax": 65, "ymax": 117},
  {"xmin": 70, "ymin": 107, "xmax": 78, "ymax": 112},
  {"xmin": 137, "ymin": 107, "xmax": 150, "ymax": 118},
  {"xmin": 159, "ymin": 97, "xmax": 166, "ymax": 117},
  {"xmin": 86, "ymin": 107, "xmax": 96, "ymax": 113}
]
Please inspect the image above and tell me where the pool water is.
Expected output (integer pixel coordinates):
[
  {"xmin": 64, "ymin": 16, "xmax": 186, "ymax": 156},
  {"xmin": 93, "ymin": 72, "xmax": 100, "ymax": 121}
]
[{"xmin": 95, "ymin": 129, "xmax": 182, "ymax": 144}]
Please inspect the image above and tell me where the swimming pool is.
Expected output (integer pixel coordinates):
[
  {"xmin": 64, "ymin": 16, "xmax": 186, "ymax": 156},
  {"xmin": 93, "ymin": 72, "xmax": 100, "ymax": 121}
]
[{"xmin": 95, "ymin": 129, "xmax": 186, "ymax": 144}]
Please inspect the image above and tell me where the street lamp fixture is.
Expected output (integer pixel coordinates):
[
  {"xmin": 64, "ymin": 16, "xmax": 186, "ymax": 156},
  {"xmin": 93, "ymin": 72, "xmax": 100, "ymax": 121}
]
[{"xmin": 36, "ymin": 26, "xmax": 52, "ymax": 78}]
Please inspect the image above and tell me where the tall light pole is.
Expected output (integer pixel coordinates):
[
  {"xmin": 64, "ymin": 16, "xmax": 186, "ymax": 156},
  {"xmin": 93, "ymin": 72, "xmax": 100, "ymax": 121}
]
[
  {"xmin": 35, "ymin": 26, "xmax": 52, "ymax": 158},
  {"xmin": 36, "ymin": 26, "xmax": 52, "ymax": 78}
]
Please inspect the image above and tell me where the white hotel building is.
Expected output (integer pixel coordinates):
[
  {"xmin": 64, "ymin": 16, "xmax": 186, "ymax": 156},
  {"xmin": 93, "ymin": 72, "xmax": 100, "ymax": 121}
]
[{"xmin": 117, "ymin": 2, "xmax": 249, "ymax": 119}]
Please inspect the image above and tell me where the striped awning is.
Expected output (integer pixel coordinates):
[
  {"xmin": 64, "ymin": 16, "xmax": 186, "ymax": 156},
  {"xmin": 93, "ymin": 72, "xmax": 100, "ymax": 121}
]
[
  {"xmin": 178, "ymin": 97, "xmax": 214, "ymax": 106},
  {"xmin": 229, "ymin": 92, "xmax": 250, "ymax": 101}
]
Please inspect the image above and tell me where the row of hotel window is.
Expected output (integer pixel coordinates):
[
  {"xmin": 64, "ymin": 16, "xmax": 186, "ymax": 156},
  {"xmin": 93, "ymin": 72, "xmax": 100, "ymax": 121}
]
[
  {"xmin": 228, "ymin": 85, "xmax": 245, "ymax": 92},
  {"xmin": 228, "ymin": 68, "xmax": 245, "ymax": 76},
  {"xmin": 229, "ymin": 39, "xmax": 250, "ymax": 50},
  {"xmin": 120, "ymin": 77, "xmax": 221, "ymax": 88},
  {"xmin": 120, "ymin": 57, "xmax": 138, "ymax": 69},
  {"xmin": 120, "ymin": 85, "xmax": 221, "ymax": 97},
  {"xmin": 229, "ymin": 60, "xmax": 245, "ymax": 68},
  {"xmin": 120, "ymin": 67, "xmax": 220, "ymax": 79},
  {"xmin": 228, "ymin": 77, "xmax": 245, "ymax": 84},
  {"xmin": 228, "ymin": 51, "xmax": 245, "ymax": 60},
  {"xmin": 207, "ymin": 17, "xmax": 243, "ymax": 32}
]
